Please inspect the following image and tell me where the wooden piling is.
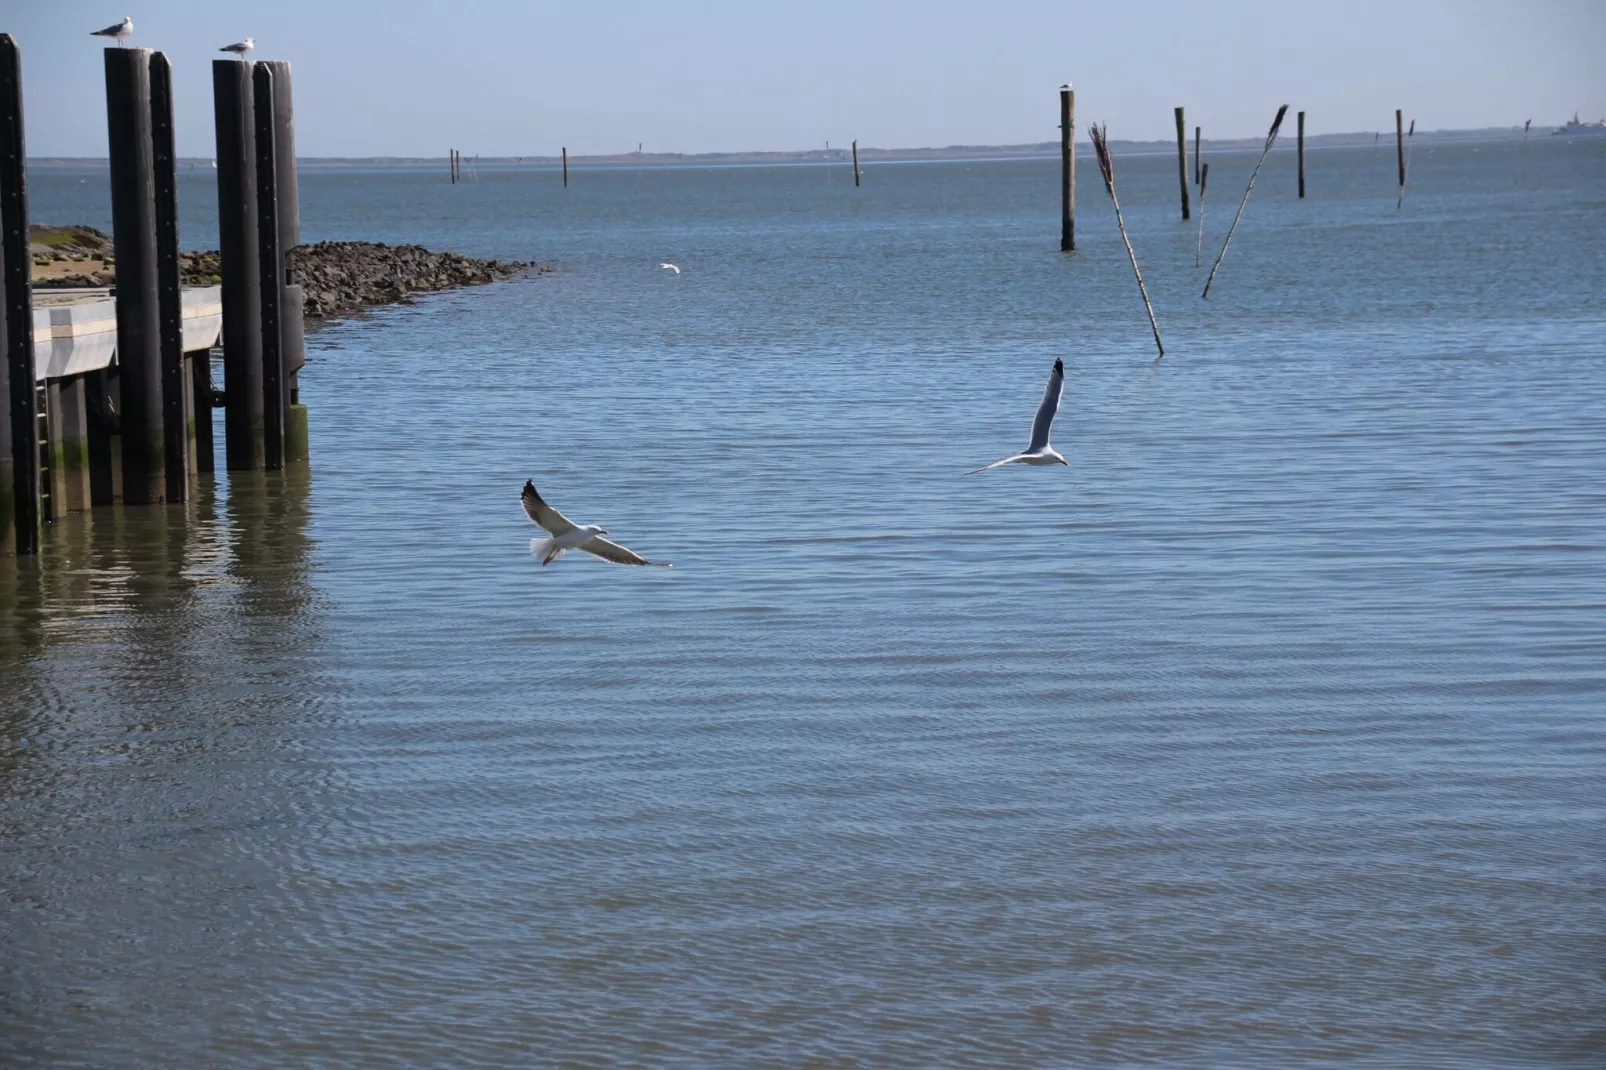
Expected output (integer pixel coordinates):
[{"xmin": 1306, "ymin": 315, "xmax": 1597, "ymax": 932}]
[
  {"xmin": 263, "ymin": 59, "xmax": 306, "ymax": 464},
  {"xmin": 87, "ymin": 371, "xmax": 120, "ymax": 506},
  {"xmin": 191, "ymin": 349, "xmax": 215, "ymax": 473},
  {"xmin": 1059, "ymin": 84, "xmax": 1075, "ymax": 251},
  {"xmin": 253, "ymin": 63, "xmax": 286, "ymax": 470},
  {"xmin": 0, "ymin": 33, "xmax": 37, "ymax": 554},
  {"xmin": 1395, "ymin": 109, "xmax": 1405, "ymax": 200},
  {"xmin": 48, "ymin": 377, "xmax": 91, "ymax": 513},
  {"xmin": 150, "ymin": 51, "xmax": 189, "ymax": 502},
  {"xmin": 852, "ymin": 140, "xmax": 861, "ymax": 187},
  {"xmin": 213, "ymin": 59, "xmax": 265, "ymax": 471},
  {"xmin": 105, "ymin": 47, "xmax": 166, "ymax": 504},
  {"xmin": 562, "ymin": 146, "xmax": 568, "ymax": 187},
  {"xmin": 1174, "ymin": 106, "xmax": 1190, "ymax": 221},
  {"xmin": 1194, "ymin": 125, "xmax": 1200, "ymax": 185},
  {"xmin": 1297, "ymin": 110, "xmax": 1306, "ymax": 199}
]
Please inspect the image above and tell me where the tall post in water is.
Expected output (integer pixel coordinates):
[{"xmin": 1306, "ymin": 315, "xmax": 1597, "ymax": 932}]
[
  {"xmin": 852, "ymin": 140, "xmax": 861, "ymax": 187},
  {"xmin": 1059, "ymin": 84, "xmax": 1075, "ymax": 251},
  {"xmin": 264, "ymin": 59, "xmax": 305, "ymax": 464},
  {"xmin": 1297, "ymin": 110, "xmax": 1306, "ymax": 199},
  {"xmin": 1194, "ymin": 125, "xmax": 1200, "ymax": 185},
  {"xmin": 214, "ymin": 58, "xmax": 265, "ymax": 470},
  {"xmin": 150, "ymin": 51, "xmax": 189, "ymax": 502},
  {"xmin": 105, "ymin": 47, "xmax": 167, "ymax": 504},
  {"xmin": 562, "ymin": 146, "xmax": 568, "ymax": 187},
  {"xmin": 253, "ymin": 63, "xmax": 286, "ymax": 470},
  {"xmin": 1174, "ymin": 106, "xmax": 1190, "ymax": 221},
  {"xmin": 0, "ymin": 34, "xmax": 37, "ymax": 554},
  {"xmin": 1395, "ymin": 109, "xmax": 1405, "ymax": 201}
]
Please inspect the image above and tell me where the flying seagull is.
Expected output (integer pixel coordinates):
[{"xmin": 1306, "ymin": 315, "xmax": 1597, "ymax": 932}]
[
  {"xmin": 91, "ymin": 17, "xmax": 133, "ymax": 46},
  {"xmin": 219, "ymin": 38, "xmax": 255, "ymax": 59},
  {"xmin": 659, "ymin": 263, "xmax": 681, "ymax": 274},
  {"xmin": 521, "ymin": 481, "xmax": 670, "ymax": 567},
  {"xmin": 965, "ymin": 358, "xmax": 1069, "ymax": 474}
]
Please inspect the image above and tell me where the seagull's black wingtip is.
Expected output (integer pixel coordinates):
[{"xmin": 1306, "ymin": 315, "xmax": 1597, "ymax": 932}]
[
  {"xmin": 522, "ymin": 479, "xmax": 537, "ymax": 498},
  {"xmin": 1054, "ymin": 357, "xmax": 1064, "ymax": 373}
]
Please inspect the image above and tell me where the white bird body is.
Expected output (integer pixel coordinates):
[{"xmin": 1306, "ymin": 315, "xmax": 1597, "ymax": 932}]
[
  {"xmin": 660, "ymin": 263, "xmax": 680, "ymax": 274},
  {"xmin": 966, "ymin": 358, "xmax": 1069, "ymax": 474},
  {"xmin": 220, "ymin": 38, "xmax": 255, "ymax": 58},
  {"xmin": 521, "ymin": 481, "xmax": 669, "ymax": 567},
  {"xmin": 91, "ymin": 17, "xmax": 133, "ymax": 45}
]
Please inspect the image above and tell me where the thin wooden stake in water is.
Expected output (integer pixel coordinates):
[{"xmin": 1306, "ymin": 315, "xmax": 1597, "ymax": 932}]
[
  {"xmin": 1297, "ymin": 110, "xmax": 1306, "ymax": 199},
  {"xmin": 1089, "ymin": 123, "xmax": 1163, "ymax": 358},
  {"xmin": 1194, "ymin": 125, "xmax": 1201, "ymax": 185},
  {"xmin": 562, "ymin": 146, "xmax": 568, "ymax": 187},
  {"xmin": 1202, "ymin": 104, "xmax": 1287, "ymax": 300},
  {"xmin": 1398, "ymin": 117, "xmax": 1415, "ymax": 209},
  {"xmin": 1059, "ymin": 84, "xmax": 1075, "ymax": 251},
  {"xmin": 1395, "ymin": 110, "xmax": 1405, "ymax": 206},
  {"xmin": 1174, "ymin": 106, "xmax": 1190, "ymax": 220},
  {"xmin": 1195, "ymin": 162, "xmax": 1209, "ymax": 268},
  {"xmin": 852, "ymin": 139, "xmax": 860, "ymax": 187}
]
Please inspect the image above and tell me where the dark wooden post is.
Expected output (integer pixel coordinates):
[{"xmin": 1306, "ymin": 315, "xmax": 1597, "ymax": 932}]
[
  {"xmin": 214, "ymin": 59, "xmax": 264, "ymax": 471},
  {"xmin": 1194, "ymin": 125, "xmax": 1200, "ymax": 185},
  {"xmin": 0, "ymin": 33, "xmax": 37, "ymax": 554},
  {"xmin": 150, "ymin": 51, "xmax": 188, "ymax": 502},
  {"xmin": 1395, "ymin": 109, "xmax": 1405, "ymax": 192},
  {"xmin": 1174, "ymin": 106, "xmax": 1190, "ymax": 220},
  {"xmin": 253, "ymin": 63, "xmax": 286, "ymax": 470},
  {"xmin": 263, "ymin": 59, "xmax": 306, "ymax": 464},
  {"xmin": 562, "ymin": 147, "xmax": 568, "ymax": 187},
  {"xmin": 105, "ymin": 47, "xmax": 166, "ymax": 504},
  {"xmin": 852, "ymin": 140, "xmax": 860, "ymax": 187},
  {"xmin": 1297, "ymin": 110, "xmax": 1306, "ymax": 199},
  {"xmin": 1059, "ymin": 84, "xmax": 1075, "ymax": 251},
  {"xmin": 191, "ymin": 348, "xmax": 214, "ymax": 473}
]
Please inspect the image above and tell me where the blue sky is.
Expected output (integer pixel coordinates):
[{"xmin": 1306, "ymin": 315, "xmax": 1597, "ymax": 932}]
[{"xmin": 8, "ymin": 0, "xmax": 1605, "ymax": 157}]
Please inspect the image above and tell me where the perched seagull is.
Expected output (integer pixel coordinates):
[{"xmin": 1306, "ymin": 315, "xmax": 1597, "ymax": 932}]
[
  {"xmin": 521, "ymin": 481, "xmax": 670, "ymax": 567},
  {"xmin": 965, "ymin": 358, "xmax": 1069, "ymax": 474},
  {"xmin": 219, "ymin": 38, "xmax": 255, "ymax": 59},
  {"xmin": 91, "ymin": 16, "xmax": 133, "ymax": 46},
  {"xmin": 659, "ymin": 263, "xmax": 681, "ymax": 274}
]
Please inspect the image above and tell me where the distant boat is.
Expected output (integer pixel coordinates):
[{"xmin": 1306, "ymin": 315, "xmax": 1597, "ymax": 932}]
[{"xmin": 1552, "ymin": 113, "xmax": 1606, "ymax": 137}]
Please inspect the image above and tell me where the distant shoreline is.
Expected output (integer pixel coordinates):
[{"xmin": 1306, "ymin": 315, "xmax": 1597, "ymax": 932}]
[{"xmin": 25, "ymin": 125, "xmax": 1555, "ymax": 171}]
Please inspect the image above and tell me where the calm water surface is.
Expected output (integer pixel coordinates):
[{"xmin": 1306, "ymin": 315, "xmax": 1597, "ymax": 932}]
[{"xmin": 4, "ymin": 140, "xmax": 1605, "ymax": 1066}]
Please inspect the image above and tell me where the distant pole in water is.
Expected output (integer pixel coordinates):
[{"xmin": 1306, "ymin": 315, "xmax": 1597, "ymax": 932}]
[
  {"xmin": 1195, "ymin": 162, "xmax": 1209, "ymax": 268},
  {"xmin": 1193, "ymin": 125, "xmax": 1201, "ymax": 185},
  {"xmin": 1059, "ymin": 84, "xmax": 1075, "ymax": 251},
  {"xmin": 1520, "ymin": 118, "xmax": 1531, "ymax": 186},
  {"xmin": 1297, "ymin": 110, "xmax": 1306, "ymax": 199},
  {"xmin": 1395, "ymin": 110, "xmax": 1405, "ymax": 206},
  {"xmin": 852, "ymin": 139, "xmax": 860, "ymax": 187},
  {"xmin": 1399, "ymin": 118, "xmax": 1416, "ymax": 208},
  {"xmin": 562, "ymin": 146, "xmax": 568, "ymax": 187},
  {"xmin": 1174, "ymin": 106, "xmax": 1190, "ymax": 220},
  {"xmin": 1089, "ymin": 123, "xmax": 1164, "ymax": 358},
  {"xmin": 1202, "ymin": 103, "xmax": 1288, "ymax": 300}
]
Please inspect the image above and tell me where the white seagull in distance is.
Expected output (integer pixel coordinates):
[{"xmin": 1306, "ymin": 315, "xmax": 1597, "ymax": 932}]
[
  {"xmin": 91, "ymin": 17, "xmax": 133, "ymax": 46},
  {"xmin": 660, "ymin": 263, "xmax": 681, "ymax": 274},
  {"xmin": 219, "ymin": 38, "xmax": 255, "ymax": 59},
  {"xmin": 966, "ymin": 358, "xmax": 1069, "ymax": 473},
  {"xmin": 522, "ymin": 481, "xmax": 670, "ymax": 567}
]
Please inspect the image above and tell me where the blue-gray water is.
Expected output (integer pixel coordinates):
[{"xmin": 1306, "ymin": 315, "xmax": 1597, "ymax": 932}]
[{"xmin": 4, "ymin": 140, "xmax": 1605, "ymax": 1066}]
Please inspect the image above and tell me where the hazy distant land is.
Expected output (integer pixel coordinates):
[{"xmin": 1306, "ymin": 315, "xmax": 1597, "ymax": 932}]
[{"xmin": 26, "ymin": 125, "xmax": 1551, "ymax": 170}]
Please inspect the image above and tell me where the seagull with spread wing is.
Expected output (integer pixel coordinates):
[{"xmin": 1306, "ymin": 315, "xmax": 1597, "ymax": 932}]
[
  {"xmin": 521, "ymin": 481, "xmax": 670, "ymax": 567},
  {"xmin": 966, "ymin": 358, "xmax": 1069, "ymax": 474}
]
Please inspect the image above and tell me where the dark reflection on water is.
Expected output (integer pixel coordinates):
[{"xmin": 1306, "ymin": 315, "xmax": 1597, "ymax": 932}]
[
  {"xmin": 5, "ymin": 144, "xmax": 1606, "ymax": 1065},
  {"xmin": 1, "ymin": 473, "xmax": 334, "ymax": 1065}
]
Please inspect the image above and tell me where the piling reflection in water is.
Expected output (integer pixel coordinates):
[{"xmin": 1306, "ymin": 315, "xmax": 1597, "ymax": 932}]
[{"xmin": 0, "ymin": 471, "xmax": 327, "ymax": 1064}]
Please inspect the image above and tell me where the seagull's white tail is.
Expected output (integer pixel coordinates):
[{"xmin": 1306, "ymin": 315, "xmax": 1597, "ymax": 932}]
[{"xmin": 529, "ymin": 537, "xmax": 566, "ymax": 566}]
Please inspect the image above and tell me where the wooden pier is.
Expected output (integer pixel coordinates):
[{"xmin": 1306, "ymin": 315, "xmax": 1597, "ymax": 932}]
[{"xmin": 0, "ymin": 32, "xmax": 306, "ymax": 557}]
